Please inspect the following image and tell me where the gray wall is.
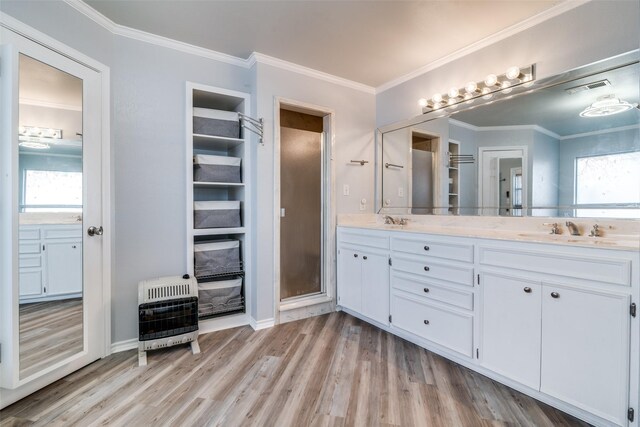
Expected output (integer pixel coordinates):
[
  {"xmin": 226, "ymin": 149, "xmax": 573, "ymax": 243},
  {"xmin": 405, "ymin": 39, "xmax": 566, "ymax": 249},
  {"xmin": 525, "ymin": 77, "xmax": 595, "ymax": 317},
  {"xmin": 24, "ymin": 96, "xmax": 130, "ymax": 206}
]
[
  {"xmin": 532, "ymin": 131, "xmax": 559, "ymax": 216},
  {"xmin": 558, "ymin": 127, "xmax": 640, "ymax": 216},
  {"xmin": 376, "ymin": 1, "xmax": 640, "ymax": 127}
]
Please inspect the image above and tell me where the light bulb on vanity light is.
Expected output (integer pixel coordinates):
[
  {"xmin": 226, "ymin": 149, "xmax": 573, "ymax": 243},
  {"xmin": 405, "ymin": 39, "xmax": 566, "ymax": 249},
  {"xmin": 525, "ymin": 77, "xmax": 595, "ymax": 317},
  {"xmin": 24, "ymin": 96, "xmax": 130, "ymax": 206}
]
[
  {"xmin": 418, "ymin": 98, "xmax": 428, "ymax": 107},
  {"xmin": 448, "ymin": 87, "xmax": 459, "ymax": 99},
  {"xmin": 506, "ymin": 66, "xmax": 521, "ymax": 80},
  {"xmin": 432, "ymin": 93, "xmax": 443, "ymax": 104},
  {"xmin": 484, "ymin": 74, "xmax": 499, "ymax": 87},
  {"xmin": 465, "ymin": 81, "xmax": 478, "ymax": 94},
  {"xmin": 464, "ymin": 92, "xmax": 475, "ymax": 104},
  {"xmin": 481, "ymin": 87, "xmax": 493, "ymax": 100}
]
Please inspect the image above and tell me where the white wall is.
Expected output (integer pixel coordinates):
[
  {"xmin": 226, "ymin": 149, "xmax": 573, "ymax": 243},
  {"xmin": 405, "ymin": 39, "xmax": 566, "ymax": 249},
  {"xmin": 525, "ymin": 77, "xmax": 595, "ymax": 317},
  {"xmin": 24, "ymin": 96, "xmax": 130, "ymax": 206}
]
[
  {"xmin": 376, "ymin": 1, "xmax": 640, "ymax": 127},
  {"xmin": 253, "ymin": 62, "xmax": 375, "ymax": 321}
]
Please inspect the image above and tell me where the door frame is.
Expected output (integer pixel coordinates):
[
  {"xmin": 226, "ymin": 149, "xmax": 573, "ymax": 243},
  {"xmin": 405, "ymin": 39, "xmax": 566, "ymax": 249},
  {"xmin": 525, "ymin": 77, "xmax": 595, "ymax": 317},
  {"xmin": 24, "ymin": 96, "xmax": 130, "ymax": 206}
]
[
  {"xmin": 477, "ymin": 146, "xmax": 528, "ymax": 216},
  {"xmin": 273, "ymin": 97, "xmax": 335, "ymax": 324},
  {"xmin": 0, "ymin": 13, "xmax": 111, "ymax": 406}
]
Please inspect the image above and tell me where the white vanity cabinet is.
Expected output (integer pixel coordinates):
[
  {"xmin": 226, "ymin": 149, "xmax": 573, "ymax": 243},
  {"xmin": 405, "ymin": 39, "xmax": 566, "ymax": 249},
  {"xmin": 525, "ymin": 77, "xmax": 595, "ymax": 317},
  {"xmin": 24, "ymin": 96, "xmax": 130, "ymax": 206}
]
[
  {"xmin": 337, "ymin": 228, "xmax": 390, "ymax": 326},
  {"xmin": 336, "ymin": 224, "xmax": 639, "ymax": 427},
  {"xmin": 19, "ymin": 224, "xmax": 83, "ymax": 302}
]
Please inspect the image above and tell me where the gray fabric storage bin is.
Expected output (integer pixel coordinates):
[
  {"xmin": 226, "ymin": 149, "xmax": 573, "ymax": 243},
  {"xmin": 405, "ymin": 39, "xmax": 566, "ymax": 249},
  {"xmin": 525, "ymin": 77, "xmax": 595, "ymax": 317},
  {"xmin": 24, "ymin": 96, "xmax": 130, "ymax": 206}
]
[
  {"xmin": 193, "ymin": 108, "xmax": 240, "ymax": 138},
  {"xmin": 193, "ymin": 154, "xmax": 241, "ymax": 183},
  {"xmin": 194, "ymin": 201, "xmax": 241, "ymax": 229},
  {"xmin": 194, "ymin": 240, "xmax": 240, "ymax": 277},
  {"xmin": 198, "ymin": 277, "xmax": 243, "ymax": 317}
]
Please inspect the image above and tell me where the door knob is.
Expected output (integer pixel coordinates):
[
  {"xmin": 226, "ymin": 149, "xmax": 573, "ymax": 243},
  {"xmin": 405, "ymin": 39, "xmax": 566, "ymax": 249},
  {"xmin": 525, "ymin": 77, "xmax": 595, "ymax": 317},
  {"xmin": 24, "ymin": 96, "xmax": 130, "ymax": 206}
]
[{"xmin": 87, "ymin": 226, "xmax": 103, "ymax": 236}]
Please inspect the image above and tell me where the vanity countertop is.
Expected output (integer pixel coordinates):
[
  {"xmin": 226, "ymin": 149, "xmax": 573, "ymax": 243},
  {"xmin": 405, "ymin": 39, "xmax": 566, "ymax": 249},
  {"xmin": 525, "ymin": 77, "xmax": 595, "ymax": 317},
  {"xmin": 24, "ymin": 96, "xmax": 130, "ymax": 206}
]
[
  {"xmin": 338, "ymin": 214, "xmax": 640, "ymax": 251},
  {"xmin": 19, "ymin": 213, "xmax": 83, "ymax": 225}
]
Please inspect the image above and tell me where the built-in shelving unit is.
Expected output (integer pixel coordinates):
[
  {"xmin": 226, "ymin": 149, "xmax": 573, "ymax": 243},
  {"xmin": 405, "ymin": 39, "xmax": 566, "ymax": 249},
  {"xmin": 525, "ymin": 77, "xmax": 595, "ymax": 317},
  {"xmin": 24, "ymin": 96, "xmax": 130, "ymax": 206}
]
[
  {"xmin": 447, "ymin": 140, "xmax": 460, "ymax": 215},
  {"xmin": 186, "ymin": 83, "xmax": 252, "ymax": 330}
]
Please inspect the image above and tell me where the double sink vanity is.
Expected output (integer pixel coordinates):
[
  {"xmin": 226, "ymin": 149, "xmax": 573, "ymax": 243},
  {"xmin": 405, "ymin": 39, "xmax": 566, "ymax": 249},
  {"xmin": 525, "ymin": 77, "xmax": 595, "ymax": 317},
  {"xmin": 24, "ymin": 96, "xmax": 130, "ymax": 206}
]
[{"xmin": 337, "ymin": 214, "xmax": 639, "ymax": 427}]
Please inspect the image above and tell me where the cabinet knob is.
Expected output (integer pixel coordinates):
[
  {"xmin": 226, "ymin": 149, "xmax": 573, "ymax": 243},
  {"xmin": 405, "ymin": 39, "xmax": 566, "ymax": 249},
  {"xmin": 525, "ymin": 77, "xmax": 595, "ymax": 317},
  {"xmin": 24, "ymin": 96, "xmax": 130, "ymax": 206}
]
[
  {"xmin": 523, "ymin": 287, "xmax": 532, "ymax": 293},
  {"xmin": 551, "ymin": 291, "xmax": 560, "ymax": 299},
  {"xmin": 72, "ymin": 245, "xmax": 77, "ymax": 249},
  {"xmin": 424, "ymin": 266, "xmax": 430, "ymax": 272},
  {"xmin": 424, "ymin": 245, "xmax": 430, "ymax": 251},
  {"xmin": 354, "ymin": 254, "xmax": 358, "ymax": 258},
  {"xmin": 423, "ymin": 287, "xmax": 429, "ymax": 293},
  {"xmin": 423, "ymin": 320, "xmax": 430, "ymax": 325},
  {"xmin": 363, "ymin": 256, "xmax": 368, "ymax": 260}
]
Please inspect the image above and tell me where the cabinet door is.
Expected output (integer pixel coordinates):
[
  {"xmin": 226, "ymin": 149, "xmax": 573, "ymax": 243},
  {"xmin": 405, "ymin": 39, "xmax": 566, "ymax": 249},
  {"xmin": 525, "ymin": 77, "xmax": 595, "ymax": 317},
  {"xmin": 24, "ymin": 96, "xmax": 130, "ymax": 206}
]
[
  {"xmin": 45, "ymin": 241, "xmax": 83, "ymax": 295},
  {"xmin": 19, "ymin": 270, "xmax": 43, "ymax": 297},
  {"xmin": 481, "ymin": 273, "xmax": 541, "ymax": 390},
  {"xmin": 337, "ymin": 247, "xmax": 362, "ymax": 312},
  {"xmin": 541, "ymin": 285, "xmax": 630, "ymax": 425},
  {"xmin": 360, "ymin": 251, "xmax": 389, "ymax": 325}
]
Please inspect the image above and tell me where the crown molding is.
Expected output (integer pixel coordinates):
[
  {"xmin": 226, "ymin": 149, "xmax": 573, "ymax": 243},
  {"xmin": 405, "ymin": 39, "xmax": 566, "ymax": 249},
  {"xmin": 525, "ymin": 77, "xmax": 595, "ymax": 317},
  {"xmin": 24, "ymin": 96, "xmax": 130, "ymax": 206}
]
[
  {"xmin": 63, "ymin": 0, "xmax": 375, "ymax": 93},
  {"xmin": 375, "ymin": 0, "xmax": 591, "ymax": 94},
  {"xmin": 449, "ymin": 119, "xmax": 561, "ymax": 139},
  {"xmin": 20, "ymin": 98, "xmax": 82, "ymax": 112},
  {"xmin": 559, "ymin": 124, "xmax": 640, "ymax": 140},
  {"xmin": 248, "ymin": 52, "xmax": 375, "ymax": 94}
]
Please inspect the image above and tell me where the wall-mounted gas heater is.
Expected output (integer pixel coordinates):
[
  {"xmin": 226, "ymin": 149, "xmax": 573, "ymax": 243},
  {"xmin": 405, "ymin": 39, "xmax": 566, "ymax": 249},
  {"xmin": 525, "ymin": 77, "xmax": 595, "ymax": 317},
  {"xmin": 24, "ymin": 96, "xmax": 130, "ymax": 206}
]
[{"xmin": 138, "ymin": 274, "xmax": 200, "ymax": 366}]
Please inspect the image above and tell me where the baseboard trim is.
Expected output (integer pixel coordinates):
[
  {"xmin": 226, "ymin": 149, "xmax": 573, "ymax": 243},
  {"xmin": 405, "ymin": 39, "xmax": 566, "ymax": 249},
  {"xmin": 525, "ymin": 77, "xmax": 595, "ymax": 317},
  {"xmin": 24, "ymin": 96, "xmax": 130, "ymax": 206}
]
[
  {"xmin": 110, "ymin": 338, "xmax": 138, "ymax": 354},
  {"xmin": 250, "ymin": 317, "xmax": 275, "ymax": 331}
]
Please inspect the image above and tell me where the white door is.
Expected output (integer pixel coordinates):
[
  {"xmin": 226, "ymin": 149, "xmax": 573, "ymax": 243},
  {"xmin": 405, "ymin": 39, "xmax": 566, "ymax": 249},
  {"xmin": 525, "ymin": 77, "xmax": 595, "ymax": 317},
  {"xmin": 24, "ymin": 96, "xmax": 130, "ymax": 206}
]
[
  {"xmin": 0, "ymin": 27, "xmax": 105, "ymax": 396},
  {"xmin": 337, "ymin": 246, "xmax": 362, "ymax": 312},
  {"xmin": 540, "ymin": 284, "xmax": 630, "ymax": 425},
  {"xmin": 480, "ymin": 273, "xmax": 541, "ymax": 390},
  {"xmin": 478, "ymin": 148, "xmax": 526, "ymax": 216},
  {"xmin": 360, "ymin": 251, "xmax": 389, "ymax": 325}
]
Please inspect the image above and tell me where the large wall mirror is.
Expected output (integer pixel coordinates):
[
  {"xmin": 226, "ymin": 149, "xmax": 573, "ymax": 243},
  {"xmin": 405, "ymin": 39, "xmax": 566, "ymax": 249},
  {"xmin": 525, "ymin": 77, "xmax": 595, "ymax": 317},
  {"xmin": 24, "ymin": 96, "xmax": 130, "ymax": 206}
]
[
  {"xmin": 17, "ymin": 53, "xmax": 84, "ymax": 379},
  {"xmin": 378, "ymin": 51, "xmax": 640, "ymax": 218}
]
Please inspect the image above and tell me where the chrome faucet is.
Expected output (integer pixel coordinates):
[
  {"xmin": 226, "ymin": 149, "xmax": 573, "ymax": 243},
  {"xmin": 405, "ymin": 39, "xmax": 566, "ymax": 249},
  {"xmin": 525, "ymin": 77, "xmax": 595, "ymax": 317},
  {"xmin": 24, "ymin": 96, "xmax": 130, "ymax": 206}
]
[
  {"xmin": 589, "ymin": 224, "xmax": 600, "ymax": 237},
  {"xmin": 383, "ymin": 215, "xmax": 397, "ymax": 225},
  {"xmin": 398, "ymin": 218, "xmax": 409, "ymax": 226},
  {"xmin": 565, "ymin": 221, "xmax": 581, "ymax": 236},
  {"xmin": 543, "ymin": 222, "xmax": 560, "ymax": 235}
]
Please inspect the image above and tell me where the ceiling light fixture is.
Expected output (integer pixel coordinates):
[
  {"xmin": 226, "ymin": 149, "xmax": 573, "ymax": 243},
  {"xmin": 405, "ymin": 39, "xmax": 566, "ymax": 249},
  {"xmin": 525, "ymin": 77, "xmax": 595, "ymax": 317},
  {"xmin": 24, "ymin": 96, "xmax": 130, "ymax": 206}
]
[
  {"xmin": 18, "ymin": 141, "xmax": 51, "ymax": 150},
  {"xmin": 418, "ymin": 64, "xmax": 535, "ymax": 114},
  {"xmin": 579, "ymin": 95, "xmax": 637, "ymax": 118}
]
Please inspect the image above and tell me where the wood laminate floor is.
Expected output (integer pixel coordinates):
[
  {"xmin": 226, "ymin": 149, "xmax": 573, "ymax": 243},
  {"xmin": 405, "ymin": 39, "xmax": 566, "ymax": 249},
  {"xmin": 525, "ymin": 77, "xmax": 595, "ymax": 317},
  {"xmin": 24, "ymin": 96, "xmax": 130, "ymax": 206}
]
[
  {"xmin": 19, "ymin": 298, "xmax": 83, "ymax": 379},
  {"xmin": 1, "ymin": 312, "xmax": 589, "ymax": 427}
]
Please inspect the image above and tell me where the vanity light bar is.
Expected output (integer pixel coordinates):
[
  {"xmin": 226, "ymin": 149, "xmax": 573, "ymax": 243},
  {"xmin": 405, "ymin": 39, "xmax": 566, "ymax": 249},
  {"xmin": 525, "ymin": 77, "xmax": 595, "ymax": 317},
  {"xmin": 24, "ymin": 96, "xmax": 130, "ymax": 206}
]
[
  {"xmin": 18, "ymin": 126, "xmax": 62, "ymax": 139},
  {"xmin": 418, "ymin": 64, "xmax": 535, "ymax": 114}
]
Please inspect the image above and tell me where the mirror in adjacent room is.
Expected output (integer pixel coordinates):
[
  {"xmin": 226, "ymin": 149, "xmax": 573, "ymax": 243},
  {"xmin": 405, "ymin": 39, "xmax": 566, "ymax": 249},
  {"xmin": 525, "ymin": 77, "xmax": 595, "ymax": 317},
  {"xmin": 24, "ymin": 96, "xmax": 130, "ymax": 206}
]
[
  {"xmin": 380, "ymin": 51, "xmax": 640, "ymax": 218},
  {"xmin": 17, "ymin": 53, "xmax": 84, "ymax": 379}
]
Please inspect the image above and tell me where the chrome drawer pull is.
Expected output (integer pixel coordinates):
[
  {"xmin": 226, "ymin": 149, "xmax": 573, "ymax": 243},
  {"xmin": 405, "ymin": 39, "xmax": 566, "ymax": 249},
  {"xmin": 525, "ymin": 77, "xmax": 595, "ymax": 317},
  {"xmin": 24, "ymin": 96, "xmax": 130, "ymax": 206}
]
[
  {"xmin": 354, "ymin": 254, "xmax": 358, "ymax": 258},
  {"xmin": 424, "ymin": 245, "xmax": 430, "ymax": 251},
  {"xmin": 551, "ymin": 291, "xmax": 560, "ymax": 299},
  {"xmin": 523, "ymin": 287, "xmax": 532, "ymax": 293},
  {"xmin": 423, "ymin": 287, "xmax": 429, "ymax": 293},
  {"xmin": 423, "ymin": 320, "xmax": 430, "ymax": 325},
  {"xmin": 363, "ymin": 256, "xmax": 368, "ymax": 260},
  {"xmin": 424, "ymin": 266, "xmax": 430, "ymax": 272}
]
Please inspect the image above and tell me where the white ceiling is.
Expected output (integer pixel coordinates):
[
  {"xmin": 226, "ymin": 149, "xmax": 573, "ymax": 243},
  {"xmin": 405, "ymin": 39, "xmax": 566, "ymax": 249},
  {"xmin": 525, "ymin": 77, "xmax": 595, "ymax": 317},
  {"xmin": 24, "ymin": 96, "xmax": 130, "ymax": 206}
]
[{"xmin": 84, "ymin": 0, "xmax": 564, "ymax": 87}]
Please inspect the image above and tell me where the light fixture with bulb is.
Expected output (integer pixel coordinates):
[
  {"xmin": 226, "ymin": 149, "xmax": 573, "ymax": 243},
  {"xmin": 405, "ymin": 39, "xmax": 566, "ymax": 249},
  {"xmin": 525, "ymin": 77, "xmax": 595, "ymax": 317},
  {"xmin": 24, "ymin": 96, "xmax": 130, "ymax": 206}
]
[
  {"xmin": 18, "ymin": 126, "xmax": 63, "ymax": 150},
  {"xmin": 418, "ymin": 64, "xmax": 535, "ymax": 114},
  {"xmin": 579, "ymin": 94, "xmax": 637, "ymax": 118}
]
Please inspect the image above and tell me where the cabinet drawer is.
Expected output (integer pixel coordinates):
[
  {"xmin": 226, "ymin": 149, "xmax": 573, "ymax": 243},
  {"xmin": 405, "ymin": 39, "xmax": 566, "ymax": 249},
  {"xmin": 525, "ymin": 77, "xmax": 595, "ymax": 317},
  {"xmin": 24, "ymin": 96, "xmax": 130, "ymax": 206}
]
[
  {"xmin": 392, "ymin": 236, "xmax": 473, "ymax": 263},
  {"xmin": 479, "ymin": 246, "xmax": 631, "ymax": 286},
  {"xmin": 392, "ymin": 293, "xmax": 473, "ymax": 358},
  {"xmin": 338, "ymin": 229, "xmax": 389, "ymax": 249},
  {"xmin": 393, "ymin": 256, "xmax": 474, "ymax": 287},
  {"xmin": 19, "ymin": 228, "xmax": 40, "ymax": 240},
  {"xmin": 19, "ymin": 242, "xmax": 41, "ymax": 254},
  {"xmin": 43, "ymin": 227, "xmax": 83, "ymax": 240},
  {"xmin": 19, "ymin": 255, "xmax": 42, "ymax": 268},
  {"xmin": 392, "ymin": 272, "xmax": 473, "ymax": 310}
]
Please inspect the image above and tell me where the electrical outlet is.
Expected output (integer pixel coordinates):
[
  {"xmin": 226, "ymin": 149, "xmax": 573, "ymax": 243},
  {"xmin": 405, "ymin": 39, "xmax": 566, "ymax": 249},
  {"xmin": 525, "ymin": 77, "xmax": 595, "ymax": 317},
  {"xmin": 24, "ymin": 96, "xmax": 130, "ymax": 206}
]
[
  {"xmin": 359, "ymin": 198, "xmax": 366, "ymax": 211},
  {"xmin": 343, "ymin": 184, "xmax": 350, "ymax": 196},
  {"xmin": 398, "ymin": 187, "xmax": 404, "ymax": 197}
]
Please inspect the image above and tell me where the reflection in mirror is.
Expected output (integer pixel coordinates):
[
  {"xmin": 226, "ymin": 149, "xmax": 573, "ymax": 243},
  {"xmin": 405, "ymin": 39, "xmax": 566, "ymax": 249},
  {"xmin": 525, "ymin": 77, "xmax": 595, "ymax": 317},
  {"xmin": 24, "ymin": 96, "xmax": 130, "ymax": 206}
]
[
  {"xmin": 380, "ymin": 52, "xmax": 640, "ymax": 218},
  {"xmin": 18, "ymin": 54, "xmax": 84, "ymax": 379}
]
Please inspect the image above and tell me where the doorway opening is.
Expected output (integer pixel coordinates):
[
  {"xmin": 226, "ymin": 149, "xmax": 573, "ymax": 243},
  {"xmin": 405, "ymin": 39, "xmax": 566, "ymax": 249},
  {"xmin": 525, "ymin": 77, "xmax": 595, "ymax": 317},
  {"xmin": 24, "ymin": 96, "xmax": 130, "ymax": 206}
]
[
  {"xmin": 411, "ymin": 131, "xmax": 439, "ymax": 214},
  {"xmin": 276, "ymin": 101, "xmax": 334, "ymax": 320},
  {"xmin": 478, "ymin": 146, "xmax": 528, "ymax": 216}
]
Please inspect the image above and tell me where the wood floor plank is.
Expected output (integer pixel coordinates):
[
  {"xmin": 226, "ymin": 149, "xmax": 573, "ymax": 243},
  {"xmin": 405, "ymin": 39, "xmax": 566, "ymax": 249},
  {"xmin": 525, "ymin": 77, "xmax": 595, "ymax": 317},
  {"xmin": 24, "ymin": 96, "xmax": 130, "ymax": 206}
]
[{"xmin": 0, "ymin": 312, "xmax": 591, "ymax": 427}]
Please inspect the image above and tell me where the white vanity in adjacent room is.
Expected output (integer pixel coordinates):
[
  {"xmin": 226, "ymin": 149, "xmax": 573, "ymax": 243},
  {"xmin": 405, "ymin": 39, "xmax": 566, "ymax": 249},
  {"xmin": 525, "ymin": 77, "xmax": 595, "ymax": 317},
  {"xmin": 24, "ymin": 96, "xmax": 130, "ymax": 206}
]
[{"xmin": 337, "ymin": 215, "xmax": 639, "ymax": 427}]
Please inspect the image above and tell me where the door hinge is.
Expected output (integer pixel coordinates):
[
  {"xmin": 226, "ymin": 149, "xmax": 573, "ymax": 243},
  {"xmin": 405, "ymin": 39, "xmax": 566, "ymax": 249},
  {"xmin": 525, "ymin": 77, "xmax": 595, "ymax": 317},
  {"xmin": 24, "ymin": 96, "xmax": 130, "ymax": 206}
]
[
  {"xmin": 43, "ymin": 244, "xmax": 45, "ymax": 251},
  {"xmin": 631, "ymin": 303, "xmax": 637, "ymax": 318},
  {"xmin": 476, "ymin": 348, "xmax": 479, "ymax": 359},
  {"xmin": 388, "ymin": 258, "xmax": 392, "ymax": 266},
  {"xmin": 389, "ymin": 314, "xmax": 392, "ymax": 323},
  {"xmin": 628, "ymin": 407, "xmax": 634, "ymax": 422},
  {"xmin": 477, "ymin": 274, "xmax": 480, "ymax": 285}
]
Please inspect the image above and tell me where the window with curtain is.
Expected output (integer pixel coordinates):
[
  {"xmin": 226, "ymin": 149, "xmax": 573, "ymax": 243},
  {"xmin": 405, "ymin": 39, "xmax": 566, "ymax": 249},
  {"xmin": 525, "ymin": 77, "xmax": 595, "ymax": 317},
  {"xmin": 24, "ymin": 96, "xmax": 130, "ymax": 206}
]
[{"xmin": 575, "ymin": 151, "xmax": 640, "ymax": 218}]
